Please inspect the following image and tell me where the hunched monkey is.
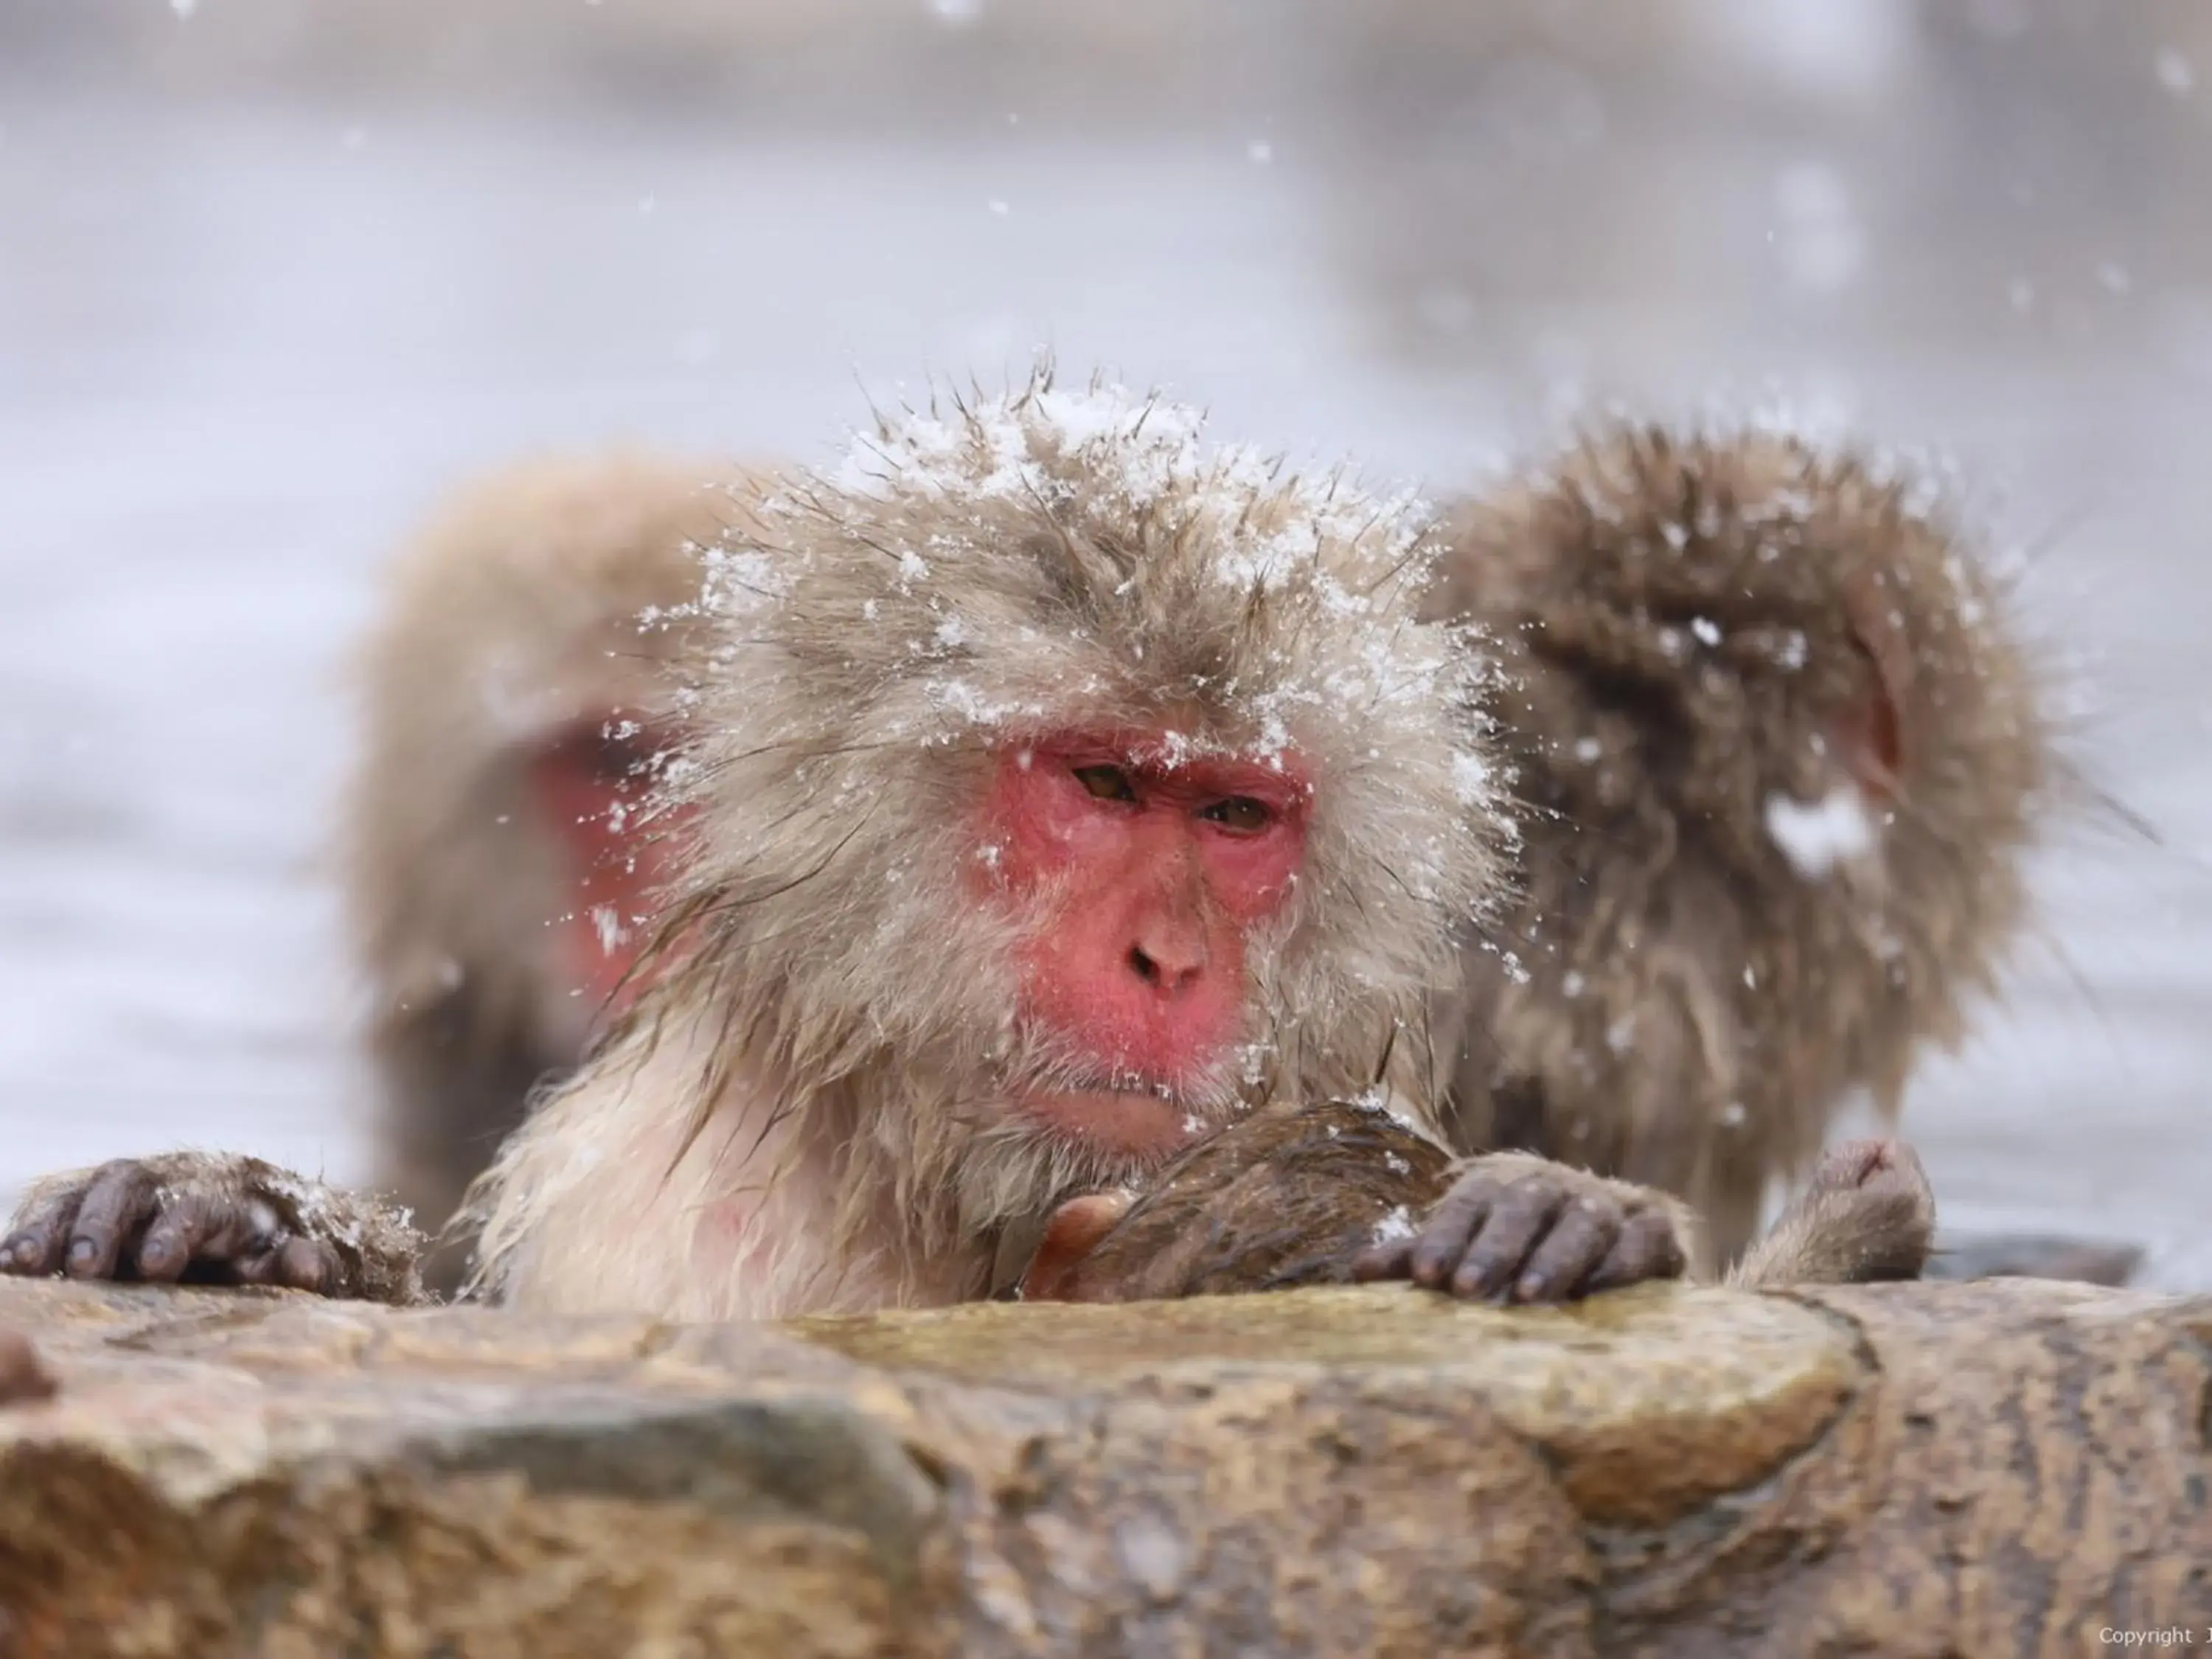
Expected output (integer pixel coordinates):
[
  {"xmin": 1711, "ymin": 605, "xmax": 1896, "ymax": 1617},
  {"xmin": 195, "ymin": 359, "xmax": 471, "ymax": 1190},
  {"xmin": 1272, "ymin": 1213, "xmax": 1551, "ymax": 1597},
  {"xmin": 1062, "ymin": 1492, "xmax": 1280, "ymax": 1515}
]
[
  {"xmin": 1429, "ymin": 427, "xmax": 2047, "ymax": 1262},
  {"xmin": 344, "ymin": 453, "xmax": 735, "ymax": 1288}
]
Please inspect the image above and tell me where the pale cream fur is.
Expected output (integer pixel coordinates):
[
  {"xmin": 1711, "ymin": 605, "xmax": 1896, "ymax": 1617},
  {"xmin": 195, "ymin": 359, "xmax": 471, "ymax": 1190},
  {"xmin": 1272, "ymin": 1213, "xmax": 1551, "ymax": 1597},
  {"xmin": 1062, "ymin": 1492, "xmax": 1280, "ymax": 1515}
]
[{"xmin": 464, "ymin": 1022, "xmax": 914, "ymax": 1320}]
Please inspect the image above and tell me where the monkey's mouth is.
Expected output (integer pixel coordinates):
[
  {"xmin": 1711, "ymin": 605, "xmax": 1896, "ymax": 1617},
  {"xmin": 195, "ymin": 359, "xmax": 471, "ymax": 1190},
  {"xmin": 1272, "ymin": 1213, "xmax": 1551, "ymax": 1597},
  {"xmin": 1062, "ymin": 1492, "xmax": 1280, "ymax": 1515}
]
[{"xmin": 1015, "ymin": 1086, "xmax": 1215, "ymax": 1161}]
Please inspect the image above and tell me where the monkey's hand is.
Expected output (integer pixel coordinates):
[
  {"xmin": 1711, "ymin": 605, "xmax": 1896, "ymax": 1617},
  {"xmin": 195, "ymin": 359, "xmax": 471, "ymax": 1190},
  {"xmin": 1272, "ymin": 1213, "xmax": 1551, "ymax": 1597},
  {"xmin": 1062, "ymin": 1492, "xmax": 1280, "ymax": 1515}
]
[
  {"xmin": 1350, "ymin": 1151, "xmax": 1692, "ymax": 1304},
  {"xmin": 0, "ymin": 1153, "xmax": 425, "ymax": 1305},
  {"xmin": 1729, "ymin": 1137, "xmax": 1935, "ymax": 1289}
]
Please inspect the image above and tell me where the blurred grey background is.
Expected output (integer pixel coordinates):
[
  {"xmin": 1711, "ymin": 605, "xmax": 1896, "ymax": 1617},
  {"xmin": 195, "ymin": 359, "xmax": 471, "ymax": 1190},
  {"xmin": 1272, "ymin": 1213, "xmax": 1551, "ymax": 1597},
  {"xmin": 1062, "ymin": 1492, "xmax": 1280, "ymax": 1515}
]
[{"xmin": 2, "ymin": 0, "xmax": 2208, "ymax": 1280}]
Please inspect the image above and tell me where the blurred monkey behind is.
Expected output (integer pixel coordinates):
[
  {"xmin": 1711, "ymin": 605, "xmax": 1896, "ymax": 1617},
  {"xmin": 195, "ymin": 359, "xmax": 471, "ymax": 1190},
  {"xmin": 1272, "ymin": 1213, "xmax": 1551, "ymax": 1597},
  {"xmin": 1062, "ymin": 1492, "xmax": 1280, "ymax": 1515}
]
[{"xmin": 342, "ymin": 454, "xmax": 736, "ymax": 1288}]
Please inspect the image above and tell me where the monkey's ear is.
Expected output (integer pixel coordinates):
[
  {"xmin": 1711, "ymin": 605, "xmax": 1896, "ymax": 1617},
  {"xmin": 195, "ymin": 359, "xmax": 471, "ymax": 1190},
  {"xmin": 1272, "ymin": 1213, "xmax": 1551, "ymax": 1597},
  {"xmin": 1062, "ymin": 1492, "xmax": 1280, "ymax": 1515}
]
[{"xmin": 1014, "ymin": 1192, "xmax": 1135, "ymax": 1302}]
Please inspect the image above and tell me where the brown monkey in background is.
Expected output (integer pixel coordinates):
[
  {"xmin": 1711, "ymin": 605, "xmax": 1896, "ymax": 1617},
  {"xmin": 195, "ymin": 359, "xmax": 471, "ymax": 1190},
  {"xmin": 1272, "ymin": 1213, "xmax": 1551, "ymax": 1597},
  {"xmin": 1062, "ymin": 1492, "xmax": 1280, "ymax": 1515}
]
[
  {"xmin": 1011, "ymin": 1096, "xmax": 1934, "ymax": 1304},
  {"xmin": 343, "ymin": 454, "xmax": 734, "ymax": 1288},
  {"xmin": 1427, "ymin": 428, "xmax": 2046, "ymax": 1263}
]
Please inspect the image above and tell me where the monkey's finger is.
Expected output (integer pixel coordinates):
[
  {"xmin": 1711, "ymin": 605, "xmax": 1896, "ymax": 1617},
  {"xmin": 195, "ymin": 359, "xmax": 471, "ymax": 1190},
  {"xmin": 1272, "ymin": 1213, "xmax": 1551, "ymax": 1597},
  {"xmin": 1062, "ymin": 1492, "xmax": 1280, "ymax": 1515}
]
[
  {"xmin": 63, "ymin": 1163, "xmax": 161, "ymax": 1281},
  {"xmin": 1410, "ymin": 1179, "xmax": 1496, "ymax": 1287},
  {"xmin": 1586, "ymin": 1210, "xmax": 1687, "ymax": 1293},
  {"xmin": 228, "ymin": 1235, "xmax": 339, "ymax": 1296},
  {"xmin": 229, "ymin": 1239, "xmax": 292, "ymax": 1288},
  {"xmin": 273, "ymin": 1236, "xmax": 339, "ymax": 1295},
  {"xmin": 0, "ymin": 1229, "xmax": 61, "ymax": 1277},
  {"xmin": 1450, "ymin": 1183, "xmax": 1566, "ymax": 1300},
  {"xmin": 1, "ymin": 1188, "xmax": 87, "ymax": 1276},
  {"xmin": 1348, "ymin": 1237, "xmax": 1416, "ymax": 1282},
  {"xmin": 133, "ymin": 1195, "xmax": 265, "ymax": 1282},
  {"xmin": 1510, "ymin": 1201, "xmax": 1619, "ymax": 1304}
]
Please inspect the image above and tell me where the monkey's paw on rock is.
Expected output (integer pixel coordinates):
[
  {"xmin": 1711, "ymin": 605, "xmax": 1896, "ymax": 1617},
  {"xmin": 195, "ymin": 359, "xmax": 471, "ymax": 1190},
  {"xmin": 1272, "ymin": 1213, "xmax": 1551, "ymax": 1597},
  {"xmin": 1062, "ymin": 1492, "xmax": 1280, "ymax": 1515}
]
[{"xmin": 0, "ymin": 1278, "xmax": 2205, "ymax": 1658}]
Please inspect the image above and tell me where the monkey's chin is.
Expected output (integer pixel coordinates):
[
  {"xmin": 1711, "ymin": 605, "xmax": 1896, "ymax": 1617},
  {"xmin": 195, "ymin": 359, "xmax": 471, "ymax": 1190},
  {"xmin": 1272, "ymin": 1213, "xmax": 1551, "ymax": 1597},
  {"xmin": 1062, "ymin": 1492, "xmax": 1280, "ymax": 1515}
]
[{"xmin": 1017, "ymin": 1089, "xmax": 1208, "ymax": 1161}]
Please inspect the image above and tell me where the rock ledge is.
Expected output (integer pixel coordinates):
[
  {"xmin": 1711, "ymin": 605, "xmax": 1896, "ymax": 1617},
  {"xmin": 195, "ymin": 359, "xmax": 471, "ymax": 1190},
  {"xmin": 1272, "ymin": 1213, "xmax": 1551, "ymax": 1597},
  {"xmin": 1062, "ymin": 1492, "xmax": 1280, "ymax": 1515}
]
[{"xmin": 0, "ymin": 1276, "xmax": 2205, "ymax": 1656}]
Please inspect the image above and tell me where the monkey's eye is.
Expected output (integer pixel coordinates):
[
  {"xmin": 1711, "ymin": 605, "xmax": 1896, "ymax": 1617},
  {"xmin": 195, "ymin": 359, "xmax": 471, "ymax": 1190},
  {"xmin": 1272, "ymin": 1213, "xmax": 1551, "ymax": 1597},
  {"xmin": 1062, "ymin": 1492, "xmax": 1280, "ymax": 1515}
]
[
  {"xmin": 1199, "ymin": 796, "xmax": 1274, "ymax": 835},
  {"xmin": 1073, "ymin": 764, "xmax": 1140, "ymax": 804}
]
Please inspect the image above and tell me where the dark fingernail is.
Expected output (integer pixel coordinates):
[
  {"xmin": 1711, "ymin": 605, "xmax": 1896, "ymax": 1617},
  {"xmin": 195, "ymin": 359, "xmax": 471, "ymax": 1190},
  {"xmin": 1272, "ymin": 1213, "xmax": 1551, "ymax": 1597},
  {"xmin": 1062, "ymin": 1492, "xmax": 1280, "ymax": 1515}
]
[
  {"xmin": 1515, "ymin": 1273, "xmax": 1546, "ymax": 1301},
  {"xmin": 66, "ymin": 1238, "xmax": 96, "ymax": 1267}
]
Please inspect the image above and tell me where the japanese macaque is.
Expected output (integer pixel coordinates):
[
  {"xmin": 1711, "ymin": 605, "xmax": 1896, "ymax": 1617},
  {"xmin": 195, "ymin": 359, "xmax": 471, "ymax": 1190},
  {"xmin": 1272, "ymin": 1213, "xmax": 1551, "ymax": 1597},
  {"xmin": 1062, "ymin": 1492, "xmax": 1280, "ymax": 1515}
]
[
  {"xmin": 1011, "ymin": 1096, "xmax": 1933, "ymax": 1305},
  {"xmin": 1428, "ymin": 428, "xmax": 2047, "ymax": 1262},
  {"xmin": 343, "ymin": 455, "xmax": 735, "ymax": 1288}
]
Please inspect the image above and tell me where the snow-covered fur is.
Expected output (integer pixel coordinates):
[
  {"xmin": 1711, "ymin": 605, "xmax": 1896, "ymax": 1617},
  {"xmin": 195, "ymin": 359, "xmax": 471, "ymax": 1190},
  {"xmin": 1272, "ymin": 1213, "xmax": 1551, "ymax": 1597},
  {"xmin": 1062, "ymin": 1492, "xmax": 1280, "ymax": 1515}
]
[{"xmin": 465, "ymin": 375, "xmax": 1505, "ymax": 1318}]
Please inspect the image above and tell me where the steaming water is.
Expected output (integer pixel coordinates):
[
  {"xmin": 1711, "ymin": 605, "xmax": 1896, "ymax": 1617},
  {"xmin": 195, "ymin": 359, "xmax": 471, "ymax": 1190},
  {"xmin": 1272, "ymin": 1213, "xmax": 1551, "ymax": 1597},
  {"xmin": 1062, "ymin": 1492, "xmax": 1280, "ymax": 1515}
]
[{"xmin": 3, "ymin": 95, "xmax": 2208, "ymax": 1286}]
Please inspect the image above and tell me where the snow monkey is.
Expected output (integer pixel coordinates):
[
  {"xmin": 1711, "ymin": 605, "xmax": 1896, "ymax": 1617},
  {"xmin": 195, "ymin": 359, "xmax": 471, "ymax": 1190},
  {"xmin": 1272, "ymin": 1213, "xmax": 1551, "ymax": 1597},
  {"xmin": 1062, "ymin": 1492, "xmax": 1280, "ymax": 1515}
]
[
  {"xmin": 8, "ymin": 379, "xmax": 1669, "ymax": 1316},
  {"xmin": 1427, "ymin": 428, "xmax": 2047, "ymax": 1263},
  {"xmin": 1011, "ymin": 1096, "xmax": 1935, "ymax": 1305},
  {"xmin": 342, "ymin": 454, "xmax": 739, "ymax": 1289}
]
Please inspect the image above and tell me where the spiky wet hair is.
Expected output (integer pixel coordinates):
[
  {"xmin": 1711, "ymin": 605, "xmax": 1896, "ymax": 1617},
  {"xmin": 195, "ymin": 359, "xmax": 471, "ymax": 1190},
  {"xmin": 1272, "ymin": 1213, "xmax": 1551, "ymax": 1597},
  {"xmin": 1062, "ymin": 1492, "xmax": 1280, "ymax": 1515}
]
[{"xmin": 630, "ymin": 375, "xmax": 1503, "ymax": 1262}]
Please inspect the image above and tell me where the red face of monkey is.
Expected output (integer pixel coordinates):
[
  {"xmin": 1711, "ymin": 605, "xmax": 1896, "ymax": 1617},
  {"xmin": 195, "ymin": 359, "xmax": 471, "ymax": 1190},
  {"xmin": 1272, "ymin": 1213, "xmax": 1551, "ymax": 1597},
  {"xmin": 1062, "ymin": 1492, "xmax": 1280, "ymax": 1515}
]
[
  {"xmin": 525, "ymin": 717, "xmax": 695, "ymax": 1021},
  {"xmin": 974, "ymin": 731, "xmax": 1311, "ymax": 1159}
]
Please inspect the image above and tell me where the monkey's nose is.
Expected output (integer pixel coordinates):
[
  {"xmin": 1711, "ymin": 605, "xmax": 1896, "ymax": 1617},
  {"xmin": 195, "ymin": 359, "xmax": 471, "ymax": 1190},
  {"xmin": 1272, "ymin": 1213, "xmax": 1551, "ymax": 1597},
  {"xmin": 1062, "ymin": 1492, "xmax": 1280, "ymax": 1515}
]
[{"xmin": 1126, "ymin": 936, "xmax": 1206, "ymax": 997}]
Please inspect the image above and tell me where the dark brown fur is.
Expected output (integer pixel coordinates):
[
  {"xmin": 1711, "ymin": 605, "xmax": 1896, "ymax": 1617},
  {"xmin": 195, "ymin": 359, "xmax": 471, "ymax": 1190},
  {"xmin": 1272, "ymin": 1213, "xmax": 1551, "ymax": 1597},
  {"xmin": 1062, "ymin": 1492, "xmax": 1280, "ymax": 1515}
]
[
  {"xmin": 1012, "ymin": 1099, "xmax": 1465, "ymax": 1303},
  {"xmin": 1428, "ymin": 427, "xmax": 2047, "ymax": 1262}
]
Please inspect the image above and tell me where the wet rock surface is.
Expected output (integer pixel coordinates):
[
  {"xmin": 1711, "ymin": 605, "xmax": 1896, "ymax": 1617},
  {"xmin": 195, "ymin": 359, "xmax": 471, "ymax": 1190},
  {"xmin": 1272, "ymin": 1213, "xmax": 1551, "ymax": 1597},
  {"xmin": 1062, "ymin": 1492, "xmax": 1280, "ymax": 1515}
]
[{"xmin": 0, "ymin": 1276, "xmax": 2205, "ymax": 1657}]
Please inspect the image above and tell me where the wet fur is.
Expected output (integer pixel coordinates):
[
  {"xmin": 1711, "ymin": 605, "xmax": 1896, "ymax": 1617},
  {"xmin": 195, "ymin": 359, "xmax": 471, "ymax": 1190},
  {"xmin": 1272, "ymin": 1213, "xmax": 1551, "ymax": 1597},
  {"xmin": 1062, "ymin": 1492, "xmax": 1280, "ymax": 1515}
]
[{"xmin": 1033, "ymin": 1099, "xmax": 1464, "ymax": 1301}]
